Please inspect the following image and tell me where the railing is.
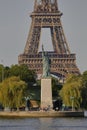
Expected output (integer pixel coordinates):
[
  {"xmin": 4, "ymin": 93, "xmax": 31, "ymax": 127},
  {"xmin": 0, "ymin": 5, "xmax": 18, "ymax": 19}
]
[{"xmin": 19, "ymin": 52, "xmax": 76, "ymax": 59}]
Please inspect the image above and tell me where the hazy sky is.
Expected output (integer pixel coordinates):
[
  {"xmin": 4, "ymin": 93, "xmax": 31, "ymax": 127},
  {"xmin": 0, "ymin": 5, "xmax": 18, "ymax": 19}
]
[{"xmin": 0, "ymin": 0, "xmax": 87, "ymax": 74}]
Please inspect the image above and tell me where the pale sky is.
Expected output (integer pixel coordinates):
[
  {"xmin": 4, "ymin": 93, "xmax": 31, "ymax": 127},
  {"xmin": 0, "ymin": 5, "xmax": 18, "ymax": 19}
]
[{"xmin": 0, "ymin": 0, "xmax": 87, "ymax": 74}]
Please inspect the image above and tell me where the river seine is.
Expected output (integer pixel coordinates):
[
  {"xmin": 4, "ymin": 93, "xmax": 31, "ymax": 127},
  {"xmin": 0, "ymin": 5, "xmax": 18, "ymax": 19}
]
[{"xmin": 0, "ymin": 117, "xmax": 87, "ymax": 130}]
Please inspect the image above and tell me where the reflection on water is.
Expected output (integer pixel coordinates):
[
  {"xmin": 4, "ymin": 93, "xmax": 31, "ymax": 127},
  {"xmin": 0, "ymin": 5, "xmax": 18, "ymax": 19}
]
[
  {"xmin": 0, "ymin": 118, "xmax": 87, "ymax": 130},
  {"xmin": 39, "ymin": 118, "xmax": 87, "ymax": 130},
  {"xmin": 39, "ymin": 118, "xmax": 52, "ymax": 130}
]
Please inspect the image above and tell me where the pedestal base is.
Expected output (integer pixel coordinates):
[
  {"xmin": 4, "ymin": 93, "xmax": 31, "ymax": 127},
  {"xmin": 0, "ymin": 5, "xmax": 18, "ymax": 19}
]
[{"xmin": 41, "ymin": 78, "xmax": 53, "ymax": 109}]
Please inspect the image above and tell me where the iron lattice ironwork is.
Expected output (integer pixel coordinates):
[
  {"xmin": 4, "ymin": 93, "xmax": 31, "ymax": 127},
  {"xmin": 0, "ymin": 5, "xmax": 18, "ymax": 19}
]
[{"xmin": 18, "ymin": 0, "xmax": 80, "ymax": 79}]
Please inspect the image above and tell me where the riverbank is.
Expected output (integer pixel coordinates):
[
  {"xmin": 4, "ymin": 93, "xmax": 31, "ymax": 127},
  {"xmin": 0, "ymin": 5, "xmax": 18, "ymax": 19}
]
[{"xmin": 0, "ymin": 111, "xmax": 84, "ymax": 118}]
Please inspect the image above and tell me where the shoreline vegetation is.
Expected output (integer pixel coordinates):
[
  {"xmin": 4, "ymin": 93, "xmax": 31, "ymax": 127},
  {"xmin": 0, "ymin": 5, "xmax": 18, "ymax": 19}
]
[{"xmin": 0, "ymin": 65, "xmax": 87, "ymax": 116}]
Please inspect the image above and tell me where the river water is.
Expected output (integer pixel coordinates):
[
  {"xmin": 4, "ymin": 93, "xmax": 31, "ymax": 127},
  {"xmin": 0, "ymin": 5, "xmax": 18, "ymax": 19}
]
[{"xmin": 0, "ymin": 117, "xmax": 87, "ymax": 130}]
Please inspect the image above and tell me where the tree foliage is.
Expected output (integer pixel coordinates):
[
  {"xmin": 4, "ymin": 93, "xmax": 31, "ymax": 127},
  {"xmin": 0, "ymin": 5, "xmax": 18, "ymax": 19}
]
[
  {"xmin": 60, "ymin": 74, "xmax": 82, "ymax": 109},
  {"xmin": 9, "ymin": 64, "xmax": 36, "ymax": 84},
  {"xmin": 52, "ymin": 77, "xmax": 62, "ymax": 98},
  {"xmin": 0, "ymin": 76, "xmax": 27, "ymax": 109},
  {"xmin": 1, "ymin": 63, "xmax": 87, "ymax": 110},
  {"xmin": 0, "ymin": 64, "xmax": 36, "ymax": 85},
  {"xmin": 82, "ymin": 71, "xmax": 87, "ymax": 86},
  {"xmin": 0, "ymin": 65, "xmax": 4, "ymax": 82},
  {"xmin": 81, "ymin": 71, "xmax": 87, "ymax": 109}
]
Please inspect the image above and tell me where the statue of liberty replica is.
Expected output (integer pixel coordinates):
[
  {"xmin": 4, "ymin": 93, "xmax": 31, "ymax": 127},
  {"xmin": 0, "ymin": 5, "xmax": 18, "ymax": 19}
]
[
  {"xmin": 41, "ymin": 45, "xmax": 53, "ymax": 110},
  {"xmin": 42, "ymin": 45, "xmax": 50, "ymax": 78}
]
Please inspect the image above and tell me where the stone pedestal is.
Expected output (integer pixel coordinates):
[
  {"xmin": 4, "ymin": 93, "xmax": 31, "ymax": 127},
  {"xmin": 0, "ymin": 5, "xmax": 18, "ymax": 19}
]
[{"xmin": 41, "ymin": 78, "xmax": 53, "ymax": 109}]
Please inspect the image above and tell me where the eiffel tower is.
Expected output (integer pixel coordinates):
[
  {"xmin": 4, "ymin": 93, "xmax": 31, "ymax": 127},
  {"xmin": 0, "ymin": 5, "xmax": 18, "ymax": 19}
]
[{"xmin": 18, "ymin": 0, "xmax": 80, "ymax": 79}]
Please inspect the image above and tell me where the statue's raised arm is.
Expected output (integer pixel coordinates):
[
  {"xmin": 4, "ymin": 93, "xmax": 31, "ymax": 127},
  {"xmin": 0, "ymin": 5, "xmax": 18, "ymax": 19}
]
[{"xmin": 42, "ymin": 45, "xmax": 44, "ymax": 57}]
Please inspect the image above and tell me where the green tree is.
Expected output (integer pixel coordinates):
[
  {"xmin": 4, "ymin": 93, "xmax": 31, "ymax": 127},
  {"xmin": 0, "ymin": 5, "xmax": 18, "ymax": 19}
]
[
  {"xmin": 4, "ymin": 66, "xmax": 10, "ymax": 79},
  {"xmin": 10, "ymin": 64, "xmax": 36, "ymax": 85},
  {"xmin": 52, "ymin": 77, "xmax": 62, "ymax": 98},
  {"xmin": 81, "ymin": 71, "xmax": 87, "ymax": 109},
  {"xmin": 60, "ymin": 74, "xmax": 82, "ymax": 109},
  {"xmin": 0, "ymin": 76, "xmax": 26, "ymax": 110},
  {"xmin": 0, "ymin": 64, "xmax": 4, "ymax": 82},
  {"xmin": 82, "ymin": 71, "xmax": 87, "ymax": 86}
]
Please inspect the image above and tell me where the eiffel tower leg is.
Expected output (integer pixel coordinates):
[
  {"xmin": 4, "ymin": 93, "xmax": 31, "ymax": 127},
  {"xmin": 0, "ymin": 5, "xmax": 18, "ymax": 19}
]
[
  {"xmin": 24, "ymin": 18, "xmax": 41, "ymax": 54},
  {"xmin": 52, "ymin": 26, "xmax": 67, "ymax": 54},
  {"xmin": 51, "ymin": 27, "xmax": 58, "ymax": 53}
]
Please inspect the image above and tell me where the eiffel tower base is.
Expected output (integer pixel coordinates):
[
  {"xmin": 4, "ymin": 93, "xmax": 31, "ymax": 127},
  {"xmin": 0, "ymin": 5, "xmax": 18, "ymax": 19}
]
[{"xmin": 41, "ymin": 78, "xmax": 53, "ymax": 110}]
